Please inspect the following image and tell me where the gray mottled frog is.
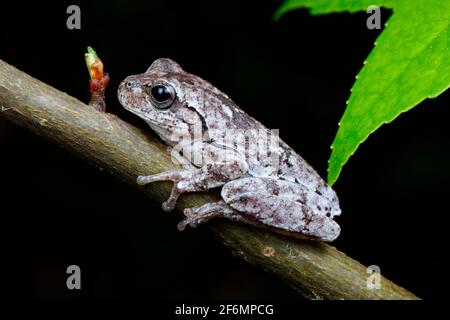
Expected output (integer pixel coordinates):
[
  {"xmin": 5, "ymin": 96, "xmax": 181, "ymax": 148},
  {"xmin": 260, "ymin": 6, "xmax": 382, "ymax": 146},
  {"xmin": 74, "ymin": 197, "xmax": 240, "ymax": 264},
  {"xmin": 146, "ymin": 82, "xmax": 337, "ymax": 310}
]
[{"xmin": 118, "ymin": 58, "xmax": 341, "ymax": 242}]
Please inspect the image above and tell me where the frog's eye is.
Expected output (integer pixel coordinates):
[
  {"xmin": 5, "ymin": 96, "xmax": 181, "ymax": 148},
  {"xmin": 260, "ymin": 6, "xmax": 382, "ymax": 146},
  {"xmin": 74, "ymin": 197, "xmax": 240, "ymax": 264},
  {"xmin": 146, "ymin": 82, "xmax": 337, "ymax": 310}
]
[{"xmin": 147, "ymin": 83, "xmax": 176, "ymax": 109}]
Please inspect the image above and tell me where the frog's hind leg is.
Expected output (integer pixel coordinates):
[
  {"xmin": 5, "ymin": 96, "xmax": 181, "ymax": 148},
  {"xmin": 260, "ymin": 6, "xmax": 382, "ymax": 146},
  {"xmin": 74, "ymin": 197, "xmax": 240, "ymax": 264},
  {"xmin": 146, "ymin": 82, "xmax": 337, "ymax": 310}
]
[
  {"xmin": 178, "ymin": 200, "xmax": 237, "ymax": 231},
  {"xmin": 178, "ymin": 199, "xmax": 305, "ymax": 238},
  {"xmin": 221, "ymin": 177, "xmax": 341, "ymax": 242}
]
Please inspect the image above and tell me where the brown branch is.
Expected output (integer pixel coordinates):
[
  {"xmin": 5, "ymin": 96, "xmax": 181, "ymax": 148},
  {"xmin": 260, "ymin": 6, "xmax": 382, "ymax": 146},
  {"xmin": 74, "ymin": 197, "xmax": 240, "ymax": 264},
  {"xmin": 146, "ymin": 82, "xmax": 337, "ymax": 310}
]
[{"xmin": 0, "ymin": 59, "xmax": 419, "ymax": 300}]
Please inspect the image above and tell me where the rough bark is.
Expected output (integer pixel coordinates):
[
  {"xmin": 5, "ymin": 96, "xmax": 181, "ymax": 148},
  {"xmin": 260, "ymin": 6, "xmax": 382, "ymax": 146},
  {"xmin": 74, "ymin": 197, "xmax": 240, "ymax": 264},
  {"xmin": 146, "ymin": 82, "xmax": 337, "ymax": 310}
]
[{"xmin": 0, "ymin": 59, "xmax": 419, "ymax": 300}]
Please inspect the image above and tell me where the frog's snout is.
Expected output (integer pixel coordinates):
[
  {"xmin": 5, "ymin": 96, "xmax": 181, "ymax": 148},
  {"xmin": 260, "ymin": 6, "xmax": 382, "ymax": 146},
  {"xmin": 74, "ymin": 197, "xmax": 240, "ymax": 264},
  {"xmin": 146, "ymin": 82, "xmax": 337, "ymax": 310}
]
[
  {"xmin": 117, "ymin": 80, "xmax": 129, "ymax": 105},
  {"xmin": 117, "ymin": 79, "xmax": 143, "ymax": 109},
  {"xmin": 117, "ymin": 82, "xmax": 125, "ymax": 105}
]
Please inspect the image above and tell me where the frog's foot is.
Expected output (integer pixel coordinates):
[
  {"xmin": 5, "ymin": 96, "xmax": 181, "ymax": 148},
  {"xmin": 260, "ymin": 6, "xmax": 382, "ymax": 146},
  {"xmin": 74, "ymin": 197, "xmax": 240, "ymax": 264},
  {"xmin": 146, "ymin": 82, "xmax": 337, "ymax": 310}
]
[
  {"xmin": 178, "ymin": 201, "xmax": 235, "ymax": 231},
  {"xmin": 137, "ymin": 169, "xmax": 196, "ymax": 212}
]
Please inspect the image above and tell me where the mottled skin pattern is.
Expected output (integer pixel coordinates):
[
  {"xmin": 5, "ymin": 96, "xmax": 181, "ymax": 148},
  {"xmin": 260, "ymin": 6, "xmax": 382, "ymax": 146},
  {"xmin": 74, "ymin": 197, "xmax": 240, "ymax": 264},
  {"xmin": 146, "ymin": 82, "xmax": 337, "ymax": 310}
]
[{"xmin": 118, "ymin": 58, "xmax": 341, "ymax": 242}]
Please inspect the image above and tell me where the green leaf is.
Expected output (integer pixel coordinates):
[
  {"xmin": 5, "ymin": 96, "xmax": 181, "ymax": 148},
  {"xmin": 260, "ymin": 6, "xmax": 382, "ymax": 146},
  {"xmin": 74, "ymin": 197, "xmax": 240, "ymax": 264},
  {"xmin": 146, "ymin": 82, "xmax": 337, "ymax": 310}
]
[{"xmin": 275, "ymin": 0, "xmax": 450, "ymax": 185}]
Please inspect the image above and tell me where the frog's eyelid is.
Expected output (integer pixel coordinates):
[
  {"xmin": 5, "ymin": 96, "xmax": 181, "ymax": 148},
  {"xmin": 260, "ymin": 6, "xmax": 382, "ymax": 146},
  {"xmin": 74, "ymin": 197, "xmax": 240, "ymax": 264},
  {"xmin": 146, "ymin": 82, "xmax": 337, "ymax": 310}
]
[{"xmin": 152, "ymin": 79, "xmax": 171, "ymax": 86}]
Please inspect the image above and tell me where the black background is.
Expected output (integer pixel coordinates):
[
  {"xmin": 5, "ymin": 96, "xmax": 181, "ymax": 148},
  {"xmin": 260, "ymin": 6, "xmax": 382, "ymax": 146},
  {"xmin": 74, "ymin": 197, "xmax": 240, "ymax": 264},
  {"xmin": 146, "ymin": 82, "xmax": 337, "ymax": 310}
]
[{"xmin": 0, "ymin": 0, "xmax": 449, "ymax": 300}]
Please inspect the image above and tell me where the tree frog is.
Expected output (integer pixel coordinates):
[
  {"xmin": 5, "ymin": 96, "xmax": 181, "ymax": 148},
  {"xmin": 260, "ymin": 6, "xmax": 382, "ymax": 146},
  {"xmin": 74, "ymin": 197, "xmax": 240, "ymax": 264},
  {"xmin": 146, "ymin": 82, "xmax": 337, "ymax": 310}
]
[{"xmin": 118, "ymin": 58, "xmax": 341, "ymax": 242}]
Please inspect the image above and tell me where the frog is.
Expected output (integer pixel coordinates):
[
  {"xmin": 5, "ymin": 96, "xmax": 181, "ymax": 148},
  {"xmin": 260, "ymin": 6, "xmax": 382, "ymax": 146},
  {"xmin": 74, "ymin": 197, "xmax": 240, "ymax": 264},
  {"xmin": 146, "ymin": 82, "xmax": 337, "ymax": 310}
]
[{"xmin": 117, "ymin": 58, "xmax": 342, "ymax": 242}]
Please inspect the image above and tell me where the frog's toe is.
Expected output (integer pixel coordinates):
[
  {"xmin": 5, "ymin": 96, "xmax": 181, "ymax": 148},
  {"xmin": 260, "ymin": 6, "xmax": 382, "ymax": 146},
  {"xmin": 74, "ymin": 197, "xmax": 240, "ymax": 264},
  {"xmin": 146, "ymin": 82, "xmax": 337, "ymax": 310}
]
[
  {"xmin": 183, "ymin": 207, "xmax": 195, "ymax": 216},
  {"xmin": 162, "ymin": 200, "xmax": 176, "ymax": 212},
  {"xmin": 137, "ymin": 174, "xmax": 166, "ymax": 185},
  {"xmin": 177, "ymin": 208, "xmax": 200, "ymax": 230},
  {"xmin": 177, "ymin": 209, "xmax": 204, "ymax": 231},
  {"xmin": 161, "ymin": 184, "xmax": 183, "ymax": 212},
  {"xmin": 136, "ymin": 169, "xmax": 190, "ymax": 186},
  {"xmin": 177, "ymin": 218, "xmax": 190, "ymax": 231},
  {"xmin": 136, "ymin": 176, "xmax": 149, "ymax": 186}
]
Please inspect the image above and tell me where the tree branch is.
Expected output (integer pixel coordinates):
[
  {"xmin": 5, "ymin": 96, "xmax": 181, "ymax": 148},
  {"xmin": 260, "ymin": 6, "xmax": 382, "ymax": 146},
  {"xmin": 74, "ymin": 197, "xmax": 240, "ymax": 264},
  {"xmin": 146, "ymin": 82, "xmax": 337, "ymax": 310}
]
[{"xmin": 0, "ymin": 59, "xmax": 419, "ymax": 300}]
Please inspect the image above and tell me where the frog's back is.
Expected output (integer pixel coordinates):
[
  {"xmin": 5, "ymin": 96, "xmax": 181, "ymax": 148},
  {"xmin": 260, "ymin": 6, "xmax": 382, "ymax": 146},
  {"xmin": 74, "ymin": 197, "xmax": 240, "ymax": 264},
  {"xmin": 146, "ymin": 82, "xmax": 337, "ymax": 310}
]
[{"xmin": 175, "ymin": 69, "xmax": 334, "ymax": 197}]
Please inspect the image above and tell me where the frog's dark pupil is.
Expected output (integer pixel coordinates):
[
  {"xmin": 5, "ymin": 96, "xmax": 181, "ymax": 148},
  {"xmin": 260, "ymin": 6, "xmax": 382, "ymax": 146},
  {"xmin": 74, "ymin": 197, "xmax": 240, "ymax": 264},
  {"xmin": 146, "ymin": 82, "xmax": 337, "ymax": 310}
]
[{"xmin": 151, "ymin": 85, "xmax": 171, "ymax": 102}]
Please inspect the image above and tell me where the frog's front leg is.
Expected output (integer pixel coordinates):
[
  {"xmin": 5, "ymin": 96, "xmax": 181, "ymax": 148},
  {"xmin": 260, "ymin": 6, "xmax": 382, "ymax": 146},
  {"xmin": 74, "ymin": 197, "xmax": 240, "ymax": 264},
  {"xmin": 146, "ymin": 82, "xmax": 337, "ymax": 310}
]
[{"xmin": 137, "ymin": 158, "xmax": 248, "ymax": 212}]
